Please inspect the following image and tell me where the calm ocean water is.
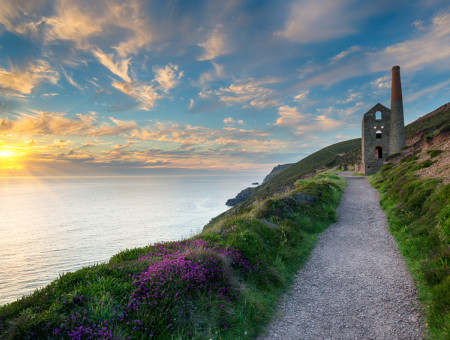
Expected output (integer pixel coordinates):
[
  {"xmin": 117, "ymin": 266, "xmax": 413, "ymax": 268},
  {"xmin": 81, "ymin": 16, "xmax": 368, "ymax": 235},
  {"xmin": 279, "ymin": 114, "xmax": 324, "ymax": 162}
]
[{"xmin": 0, "ymin": 175, "xmax": 258, "ymax": 306}]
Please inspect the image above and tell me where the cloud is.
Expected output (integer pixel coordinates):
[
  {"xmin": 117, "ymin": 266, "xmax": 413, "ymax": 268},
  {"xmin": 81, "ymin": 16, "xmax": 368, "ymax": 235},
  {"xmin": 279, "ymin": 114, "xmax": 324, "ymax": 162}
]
[
  {"xmin": 188, "ymin": 99, "xmax": 195, "ymax": 110},
  {"xmin": 61, "ymin": 68, "xmax": 83, "ymax": 90},
  {"xmin": 44, "ymin": 0, "xmax": 153, "ymax": 56},
  {"xmin": 296, "ymin": 12, "xmax": 450, "ymax": 89},
  {"xmin": 407, "ymin": 79, "xmax": 450, "ymax": 102},
  {"xmin": 107, "ymin": 63, "xmax": 182, "ymax": 110},
  {"xmin": 276, "ymin": 105, "xmax": 307, "ymax": 126},
  {"xmin": 0, "ymin": 60, "xmax": 59, "ymax": 95},
  {"xmin": 153, "ymin": 64, "xmax": 183, "ymax": 93},
  {"xmin": 215, "ymin": 78, "xmax": 280, "ymax": 109},
  {"xmin": 0, "ymin": 111, "xmax": 136, "ymax": 137},
  {"xmin": 331, "ymin": 46, "xmax": 362, "ymax": 62},
  {"xmin": 198, "ymin": 26, "xmax": 231, "ymax": 60},
  {"xmin": 198, "ymin": 62, "xmax": 225, "ymax": 87},
  {"xmin": 278, "ymin": 0, "xmax": 357, "ymax": 43},
  {"xmin": 93, "ymin": 49, "xmax": 131, "ymax": 82},
  {"xmin": 369, "ymin": 13, "xmax": 450, "ymax": 71},
  {"xmin": 112, "ymin": 81, "xmax": 162, "ymax": 110},
  {"xmin": 276, "ymin": 105, "xmax": 343, "ymax": 134},
  {"xmin": 339, "ymin": 90, "xmax": 362, "ymax": 104},
  {"xmin": 371, "ymin": 75, "xmax": 391, "ymax": 89},
  {"xmin": 294, "ymin": 90, "xmax": 309, "ymax": 102}
]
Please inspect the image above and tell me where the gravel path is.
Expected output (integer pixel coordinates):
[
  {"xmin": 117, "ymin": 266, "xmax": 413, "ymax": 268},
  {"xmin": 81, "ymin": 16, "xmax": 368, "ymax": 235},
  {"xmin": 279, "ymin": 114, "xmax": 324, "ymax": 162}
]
[{"xmin": 258, "ymin": 173, "xmax": 425, "ymax": 339}]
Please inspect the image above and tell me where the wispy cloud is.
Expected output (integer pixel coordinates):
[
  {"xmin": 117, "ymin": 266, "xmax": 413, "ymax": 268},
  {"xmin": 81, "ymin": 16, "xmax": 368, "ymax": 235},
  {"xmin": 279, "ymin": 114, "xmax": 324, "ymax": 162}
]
[
  {"xmin": 111, "ymin": 63, "xmax": 183, "ymax": 110},
  {"xmin": 278, "ymin": 0, "xmax": 357, "ymax": 43},
  {"xmin": 0, "ymin": 111, "xmax": 136, "ymax": 137},
  {"xmin": 198, "ymin": 26, "xmax": 231, "ymax": 61},
  {"xmin": 214, "ymin": 78, "xmax": 280, "ymax": 109},
  {"xmin": 0, "ymin": 60, "xmax": 59, "ymax": 95},
  {"xmin": 276, "ymin": 105, "xmax": 343, "ymax": 134},
  {"xmin": 93, "ymin": 49, "xmax": 131, "ymax": 82},
  {"xmin": 331, "ymin": 46, "xmax": 362, "ymax": 62},
  {"xmin": 407, "ymin": 79, "xmax": 450, "ymax": 102},
  {"xmin": 298, "ymin": 12, "xmax": 450, "ymax": 88},
  {"xmin": 198, "ymin": 62, "xmax": 225, "ymax": 87},
  {"xmin": 369, "ymin": 12, "xmax": 450, "ymax": 71},
  {"xmin": 112, "ymin": 81, "xmax": 162, "ymax": 110},
  {"xmin": 61, "ymin": 68, "xmax": 83, "ymax": 90},
  {"xmin": 153, "ymin": 64, "xmax": 183, "ymax": 93},
  {"xmin": 44, "ymin": 0, "xmax": 153, "ymax": 56}
]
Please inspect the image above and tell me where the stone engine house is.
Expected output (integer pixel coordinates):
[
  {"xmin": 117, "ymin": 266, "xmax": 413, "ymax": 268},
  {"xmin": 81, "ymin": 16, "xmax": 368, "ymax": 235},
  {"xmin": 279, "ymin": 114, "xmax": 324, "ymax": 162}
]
[{"xmin": 361, "ymin": 66, "xmax": 405, "ymax": 175}]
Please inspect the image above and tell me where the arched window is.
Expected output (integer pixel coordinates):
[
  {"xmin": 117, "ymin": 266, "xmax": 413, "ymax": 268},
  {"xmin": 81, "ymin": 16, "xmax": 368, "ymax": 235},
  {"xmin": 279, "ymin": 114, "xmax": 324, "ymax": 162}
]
[
  {"xmin": 375, "ymin": 146, "xmax": 383, "ymax": 159},
  {"xmin": 376, "ymin": 130, "xmax": 382, "ymax": 139},
  {"xmin": 375, "ymin": 111, "xmax": 382, "ymax": 120}
]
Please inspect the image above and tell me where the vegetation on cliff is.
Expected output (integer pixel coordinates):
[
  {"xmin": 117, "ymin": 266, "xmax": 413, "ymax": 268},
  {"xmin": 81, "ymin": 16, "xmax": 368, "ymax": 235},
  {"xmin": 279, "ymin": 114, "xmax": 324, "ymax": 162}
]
[
  {"xmin": 370, "ymin": 111, "xmax": 449, "ymax": 339},
  {"xmin": 0, "ymin": 173, "xmax": 345, "ymax": 339}
]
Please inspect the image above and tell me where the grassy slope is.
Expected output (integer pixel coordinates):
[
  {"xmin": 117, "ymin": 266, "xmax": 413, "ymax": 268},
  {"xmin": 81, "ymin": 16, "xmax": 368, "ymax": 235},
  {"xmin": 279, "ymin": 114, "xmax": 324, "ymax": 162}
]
[
  {"xmin": 371, "ymin": 153, "xmax": 449, "ymax": 339},
  {"xmin": 0, "ymin": 174, "xmax": 346, "ymax": 339},
  {"xmin": 369, "ymin": 103, "xmax": 450, "ymax": 339},
  {"xmin": 206, "ymin": 138, "xmax": 360, "ymax": 229}
]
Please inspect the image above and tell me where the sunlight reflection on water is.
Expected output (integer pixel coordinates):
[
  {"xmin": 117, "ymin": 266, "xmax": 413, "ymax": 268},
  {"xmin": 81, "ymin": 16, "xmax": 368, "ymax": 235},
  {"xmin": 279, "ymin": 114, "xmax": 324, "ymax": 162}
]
[{"xmin": 0, "ymin": 175, "xmax": 257, "ymax": 306}]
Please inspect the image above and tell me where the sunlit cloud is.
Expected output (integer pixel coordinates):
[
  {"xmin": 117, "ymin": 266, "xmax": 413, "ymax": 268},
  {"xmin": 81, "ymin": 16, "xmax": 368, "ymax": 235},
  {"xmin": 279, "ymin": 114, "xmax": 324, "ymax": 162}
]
[
  {"xmin": 215, "ymin": 78, "xmax": 280, "ymax": 109},
  {"xmin": 61, "ymin": 68, "xmax": 83, "ymax": 90},
  {"xmin": 0, "ymin": 60, "xmax": 59, "ymax": 95},
  {"xmin": 276, "ymin": 105, "xmax": 343, "ymax": 134},
  {"xmin": 198, "ymin": 26, "xmax": 230, "ymax": 61},
  {"xmin": 44, "ymin": 0, "xmax": 153, "ymax": 56},
  {"xmin": 0, "ymin": 111, "xmax": 136, "ymax": 137},
  {"xmin": 112, "ymin": 81, "xmax": 161, "ymax": 110},
  {"xmin": 93, "ymin": 49, "xmax": 131, "ymax": 82},
  {"xmin": 294, "ymin": 90, "xmax": 309, "ymax": 102},
  {"xmin": 153, "ymin": 64, "xmax": 183, "ymax": 93}
]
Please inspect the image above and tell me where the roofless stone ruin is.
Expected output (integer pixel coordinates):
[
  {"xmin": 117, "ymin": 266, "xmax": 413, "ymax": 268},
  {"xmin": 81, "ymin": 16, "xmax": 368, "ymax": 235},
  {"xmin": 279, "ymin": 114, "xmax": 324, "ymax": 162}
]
[{"xmin": 360, "ymin": 66, "xmax": 406, "ymax": 175}]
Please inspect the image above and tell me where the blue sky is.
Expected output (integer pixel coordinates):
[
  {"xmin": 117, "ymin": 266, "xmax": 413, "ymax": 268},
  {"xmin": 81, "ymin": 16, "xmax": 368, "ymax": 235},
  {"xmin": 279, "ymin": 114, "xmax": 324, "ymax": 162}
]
[{"xmin": 0, "ymin": 0, "xmax": 449, "ymax": 176}]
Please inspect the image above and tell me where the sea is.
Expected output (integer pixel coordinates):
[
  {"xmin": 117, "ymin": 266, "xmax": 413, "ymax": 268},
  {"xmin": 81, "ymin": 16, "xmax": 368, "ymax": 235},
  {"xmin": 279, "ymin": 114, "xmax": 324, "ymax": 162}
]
[{"xmin": 0, "ymin": 175, "xmax": 259, "ymax": 306}]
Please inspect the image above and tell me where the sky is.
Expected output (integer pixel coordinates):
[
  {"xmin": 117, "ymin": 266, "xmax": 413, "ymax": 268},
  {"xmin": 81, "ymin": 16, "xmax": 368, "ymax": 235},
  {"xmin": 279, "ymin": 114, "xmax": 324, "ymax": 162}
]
[{"xmin": 0, "ymin": 0, "xmax": 449, "ymax": 176}]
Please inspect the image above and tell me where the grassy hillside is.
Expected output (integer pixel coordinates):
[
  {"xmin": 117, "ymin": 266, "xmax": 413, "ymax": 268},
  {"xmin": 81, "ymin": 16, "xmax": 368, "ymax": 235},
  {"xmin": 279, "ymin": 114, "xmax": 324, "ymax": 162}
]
[
  {"xmin": 405, "ymin": 103, "xmax": 450, "ymax": 139},
  {"xmin": 206, "ymin": 138, "xmax": 360, "ymax": 228},
  {"xmin": 369, "ymin": 102, "xmax": 450, "ymax": 339},
  {"xmin": 0, "ymin": 173, "xmax": 345, "ymax": 339},
  {"xmin": 370, "ymin": 137, "xmax": 449, "ymax": 339}
]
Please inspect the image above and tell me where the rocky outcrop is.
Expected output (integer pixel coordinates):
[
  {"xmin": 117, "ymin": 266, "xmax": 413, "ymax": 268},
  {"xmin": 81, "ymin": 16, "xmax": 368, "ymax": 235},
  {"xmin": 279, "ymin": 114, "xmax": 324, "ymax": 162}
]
[
  {"xmin": 226, "ymin": 164, "xmax": 293, "ymax": 206},
  {"xmin": 262, "ymin": 164, "xmax": 293, "ymax": 184},
  {"xmin": 225, "ymin": 187, "xmax": 256, "ymax": 206}
]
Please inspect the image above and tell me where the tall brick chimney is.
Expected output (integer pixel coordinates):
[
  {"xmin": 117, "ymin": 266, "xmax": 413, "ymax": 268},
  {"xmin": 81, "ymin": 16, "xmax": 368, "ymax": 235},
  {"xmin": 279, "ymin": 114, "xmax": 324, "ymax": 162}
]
[{"xmin": 389, "ymin": 66, "xmax": 405, "ymax": 153}]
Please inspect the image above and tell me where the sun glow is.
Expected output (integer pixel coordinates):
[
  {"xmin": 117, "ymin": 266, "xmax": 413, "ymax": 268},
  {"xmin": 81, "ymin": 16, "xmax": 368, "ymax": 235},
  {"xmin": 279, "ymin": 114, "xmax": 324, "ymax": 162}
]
[
  {"xmin": 0, "ymin": 147, "xmax": 26, "ymax": 170},
  {"xmin": 0, "ymin": 150, "xmax": 17, "ymax": 158}
]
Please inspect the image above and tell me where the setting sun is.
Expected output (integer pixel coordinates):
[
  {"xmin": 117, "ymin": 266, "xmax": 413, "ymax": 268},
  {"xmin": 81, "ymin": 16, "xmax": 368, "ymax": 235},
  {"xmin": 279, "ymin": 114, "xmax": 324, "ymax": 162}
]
[
  {"xmin": 0, "ymin": 148, "xmax": 26, "ymax": 170},
  {"xmin": 0, "ymin": 150, "xmax": 17, "ymax": 159}
]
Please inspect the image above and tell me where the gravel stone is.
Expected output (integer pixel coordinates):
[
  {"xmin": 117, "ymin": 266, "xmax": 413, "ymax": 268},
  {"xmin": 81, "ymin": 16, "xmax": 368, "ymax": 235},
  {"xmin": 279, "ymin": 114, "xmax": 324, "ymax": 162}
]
[{"xmin": 258, "ymin": 173, "xmax": 426, "ymax": 340}]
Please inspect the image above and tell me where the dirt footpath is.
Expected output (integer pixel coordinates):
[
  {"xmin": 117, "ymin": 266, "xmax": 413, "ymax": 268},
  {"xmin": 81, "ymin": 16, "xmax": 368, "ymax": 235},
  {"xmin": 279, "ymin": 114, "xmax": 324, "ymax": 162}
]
[{"xmin": 258, "ymin": 173, "xmax": 425, "ymax": 340}]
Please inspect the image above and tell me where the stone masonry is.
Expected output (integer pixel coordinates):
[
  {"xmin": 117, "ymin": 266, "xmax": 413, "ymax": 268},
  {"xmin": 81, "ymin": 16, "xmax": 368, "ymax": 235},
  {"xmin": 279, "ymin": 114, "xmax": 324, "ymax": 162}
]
[{"xmin": 361, "ymin": 66, "xmax": 406, "ymax": 175}]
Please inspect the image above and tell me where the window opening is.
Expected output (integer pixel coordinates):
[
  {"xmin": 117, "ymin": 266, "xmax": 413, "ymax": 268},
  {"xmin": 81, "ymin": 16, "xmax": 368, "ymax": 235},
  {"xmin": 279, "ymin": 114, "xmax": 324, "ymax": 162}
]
[
  {"xmin": 375, "ymin": 146, "xmax": 383, "ymax": 159},
  {"xmin": 375, "ymin": 111, "xmax": 382, "ymax": 120},
  {"xmin": 376, "ymin": 130, "xmax": 382, "ymax": 139}
]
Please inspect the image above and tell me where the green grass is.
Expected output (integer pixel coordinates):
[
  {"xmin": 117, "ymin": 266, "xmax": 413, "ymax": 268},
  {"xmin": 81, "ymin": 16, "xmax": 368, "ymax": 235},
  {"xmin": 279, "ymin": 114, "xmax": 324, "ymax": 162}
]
[
  {"xmin": 206, "ymin": 139, "xmax": 359, "ymax": 228},
  {"xmin": 0, "ymin": 173, "xmax": 346, "ymax": 339},
  {"xmin": 405, "ymin": 104, "xmax": 450, "ymax": 139},
  {"xmin": 371, "ymin": 158, "xmax": 449, "ymax": 339}
]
